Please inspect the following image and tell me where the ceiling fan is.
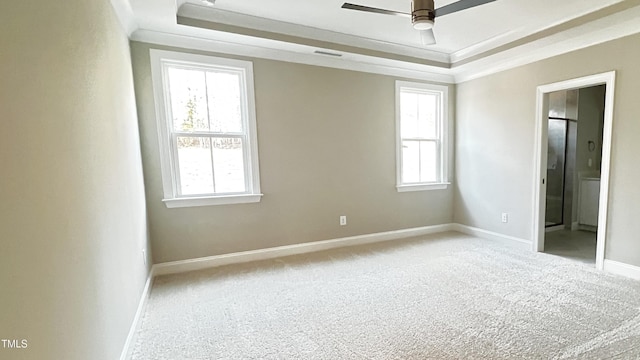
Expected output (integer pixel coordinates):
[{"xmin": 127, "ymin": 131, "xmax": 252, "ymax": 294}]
[{"xmin": 341, "ymin": 0, "xmax": 496, "ymax": 45}]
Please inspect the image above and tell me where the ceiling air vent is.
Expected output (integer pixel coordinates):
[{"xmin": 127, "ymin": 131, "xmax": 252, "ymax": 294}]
[{"xmin": 314, "ymin": 50, "xmax": 343, "ymax": 57}]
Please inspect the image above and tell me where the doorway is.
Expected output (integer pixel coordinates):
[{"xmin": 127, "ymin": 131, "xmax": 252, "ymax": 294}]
[{"xmin": 532, "ymin": 72, "xmax": 616, "ymax": 270}]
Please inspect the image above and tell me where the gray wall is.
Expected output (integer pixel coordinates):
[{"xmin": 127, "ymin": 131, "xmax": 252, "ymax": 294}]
[
  {"xmin": 576, "ymin": 86, "xmax": 606, "ymax": 176},
  {"xmin": 455, "ymin": 33, "xmax": 640, "ymax": 267},
  {"xmin": 571, "ymin": 85, "xmax": 606, "ymax": 225},
  {"xmin": 0, "ymin": 1, "xmax": 150, "ymax": 359},
  {"xmin": 131, "ymin": 42, "xmax": 454, "ymax": 263}
]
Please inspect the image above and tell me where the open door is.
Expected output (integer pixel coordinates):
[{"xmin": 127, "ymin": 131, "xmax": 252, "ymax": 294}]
[{"xmin": 532, "ymin": 72, "xmax": 616, "ymax": 270}]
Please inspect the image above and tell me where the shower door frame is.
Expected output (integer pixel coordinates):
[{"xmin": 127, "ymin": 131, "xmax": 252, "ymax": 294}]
[
  {"xmin": 532, "ymin": 71, "xmax": 616, "ymax": 270},
  {"xmin": 545, "ymin": 117, "xmax": 572, "ymax": 228}
]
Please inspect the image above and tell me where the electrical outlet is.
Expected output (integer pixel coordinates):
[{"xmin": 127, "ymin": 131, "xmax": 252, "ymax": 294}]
[
  {"xmin": 340, "ymin": 215, "xmax": 347, "ymax": 226},
  {"xmin": 501, "ymin": 213, "xmax": 508, "ymax": 223}
]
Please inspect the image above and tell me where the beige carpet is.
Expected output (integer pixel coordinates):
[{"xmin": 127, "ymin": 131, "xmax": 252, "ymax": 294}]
[{"xmin": 131, "ymin": 232, "xmax": 640, "ymax": 359}]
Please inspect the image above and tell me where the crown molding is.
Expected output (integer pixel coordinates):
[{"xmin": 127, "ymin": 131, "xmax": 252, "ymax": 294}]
[
  {"xmin": 109, "ymin": 0, "xmax": 138, "ymax": 36},
  {"xmin": 131, "ymin": 29, "xmax": 456, "ymax": 84},
  {"xmin": 452, "ymin": 3, "xmax": 640, "ymax": 83},
  {"xmin": 177, "ymin": 15, "xmax": 450, "ymax": 69},
  {"xmin": 178, "ymin": 3, "xmax": 451, "ymax": 65},
  {"xmin": 126, "ymin": 1, "xmax": 640, "ymax": 84},
  {"xmin": 449, "ymin": 0, "xmax": 626, "ymax": 64}
]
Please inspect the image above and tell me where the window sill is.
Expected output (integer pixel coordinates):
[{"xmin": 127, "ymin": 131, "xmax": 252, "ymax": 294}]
[
  {"xmin": 163, "ymin": 194, "xmax": 263, "ymax": 208},
  {"xmin": 396, "ymin": 183, "xmax": 450, "ymax": 192}
]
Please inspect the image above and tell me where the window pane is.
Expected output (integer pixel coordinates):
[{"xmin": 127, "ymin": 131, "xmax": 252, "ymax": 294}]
[
  {"xmin": 212, "ymin": 138, "xmax": 246, "ymax": 193},
  {"xmin": 417, "ymin": 93, "xmax": 437, "ymax": 138},
  {"xmin": 168, "ymin": 68, "xmax": 210, "ymax": 132},
  {"xmin": 401, "ymin": 91, "xmax": 438, "ymax": 139},
  {"xmin": 420, "ymin": 141, "xmax": 437, "ymax": 182},
  {"xmin": 177, "ymin": 137, "xmax": 214, "ymax": 195},
  {"xmin": 400, "ymin": 92, "xmax": 418, "ymax": 138},
  {"xmin": 207, "ymin": 72, "xmax": 243, "ymax": 133},
  {"xmin": 402, "ymin": 140, "xmax": 420, "ymax": 183}
]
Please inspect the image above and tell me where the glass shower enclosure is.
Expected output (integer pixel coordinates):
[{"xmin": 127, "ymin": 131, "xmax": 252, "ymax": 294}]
[
  {"xmin": 546, "ymin": 118, "xmax": 568, "ymax": 227},
  {"xmin": 545, "ymin": 89, "xmax": 578, "ymax": 228}
]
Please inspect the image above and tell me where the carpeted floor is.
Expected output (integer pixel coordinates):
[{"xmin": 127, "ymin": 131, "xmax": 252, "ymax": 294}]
[{"xmin": 131, "ymin": 232, "xmax": 640, "ymax": 359}]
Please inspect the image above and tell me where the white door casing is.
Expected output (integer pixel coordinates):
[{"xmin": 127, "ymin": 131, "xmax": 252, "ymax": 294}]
[{"xmin": 532, "ymin": 71, "xmax": 616, "ymax": 270}]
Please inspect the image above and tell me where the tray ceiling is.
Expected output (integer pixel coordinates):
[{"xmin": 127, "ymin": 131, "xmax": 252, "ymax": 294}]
[{"xmin": 125, "ymin": 0, "xmax": 640, "ymax": 82}]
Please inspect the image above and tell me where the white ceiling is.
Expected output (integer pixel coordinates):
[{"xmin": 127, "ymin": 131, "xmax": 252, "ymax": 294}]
[
  {"xmin": 179, "ymin": 0, "xmax": 615, "ymax": 53},
  {"xmin": 123, "ymin": 0, "xmax": 640, "ymax": 82}
]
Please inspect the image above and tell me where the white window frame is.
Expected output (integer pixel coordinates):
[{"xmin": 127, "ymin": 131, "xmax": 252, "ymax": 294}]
[
  {"xmin": 150, "ymin": 49, "xmax": 262, "ymax": 208},
  {"xmin": 395, "ymin": 81, "xmax": 450, "ymax": 192}
]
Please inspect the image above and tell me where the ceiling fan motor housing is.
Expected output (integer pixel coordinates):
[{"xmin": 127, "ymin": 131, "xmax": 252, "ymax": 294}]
[{"xmin": 412, "ymin": 0, "xmax": 435, "ymax": 30}]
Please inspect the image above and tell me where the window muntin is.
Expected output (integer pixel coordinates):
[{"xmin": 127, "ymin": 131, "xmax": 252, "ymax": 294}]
[
  {"xmin": 151, "ymin": 50, "xmax": 261, "ymax": 207},
  {"xmin": 396, "ymin": 81, "xmax": 449, "ymax": 191}
]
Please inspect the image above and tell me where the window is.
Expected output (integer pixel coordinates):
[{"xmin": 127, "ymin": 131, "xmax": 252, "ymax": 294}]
[
  {"xmin": 395, "ymin": 81, "xmax": 449, "ymax": 191},
  {"xmin": 150, "ymin": 50, "xmax": 262, "ymax": 208}
]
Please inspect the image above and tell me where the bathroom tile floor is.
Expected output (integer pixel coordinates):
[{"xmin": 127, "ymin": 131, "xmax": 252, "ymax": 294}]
[{"xmin": 544, "ymin": 229, "xmax": 597, "ymax": 265}]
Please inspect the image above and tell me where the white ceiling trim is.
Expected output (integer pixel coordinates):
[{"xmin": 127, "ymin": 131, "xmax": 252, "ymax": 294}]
[
  {"xmin": 178, "ymin": 4, "xmax": 451, "ymax": 65},
  {"xmin": 131, "ymin": 29, "xmax": 456, "ymax": 84},
  {"xmin": 119, "ymin": 0, "xmax": 640, "ymax": 84},
  {"xmin": 109, "ymin": 0, "xmax": 138, "ymax": 36},
  {"xmin": 450, "ymin": 30, "xmax": 520, "ymax": 64},
  {"xmin": 453, "ymin": 5, "xmax": 640, "ymax": 83},
  {"xmin": 449, "ymin": 1, "xmax": 623, "ymax": 63}
]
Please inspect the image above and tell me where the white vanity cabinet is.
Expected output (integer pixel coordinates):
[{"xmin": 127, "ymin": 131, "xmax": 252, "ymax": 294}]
[{"xmin": 578, "ymin": 178, "xmax": 600, "ymax": 227}]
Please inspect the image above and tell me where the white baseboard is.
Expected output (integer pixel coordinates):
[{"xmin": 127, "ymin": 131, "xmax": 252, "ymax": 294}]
[
  {"xmin": 121, "ymin": 223, "xmax": 453, "ymax": 358},
  {"xmin": 571, "ymin": 221, "xmax": 579, "ymax": 231},
  {"xmin": 153, "ymin": 224, "xmax": 455, "ymax": 276},
  {"xmin": 545, "ymin": 225, "xmax": 564, "ymax": 233},
  {"xmin": 577, "ymin": 224, "xmax": 597, "ymax": 233},
  {"xmin": 120, "ymin": 224, "xmax": 637, "ymax": 359},
  {"xmin": 452, "ymin": 224, "xmax": 532, "ymax": 248},
  {"xmin": 120, "ymin": 269, "xmax": 154, "ymax": 360},
  {"xmin": 603, "ymin": 259, "xmax": 640, "ymax": 281}
]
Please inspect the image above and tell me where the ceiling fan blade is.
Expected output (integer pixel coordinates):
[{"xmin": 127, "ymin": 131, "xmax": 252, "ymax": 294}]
[
  {"xmin": 420, "ymin": 29, "xmax": 436, "ymax": 45},
  {"xmin": 341, "ymin": 3, "xmax": 411, "ymax": 18},
  {"xmin": 433, "ymin": 0, "xmax": 496, "ymax": 17}
]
